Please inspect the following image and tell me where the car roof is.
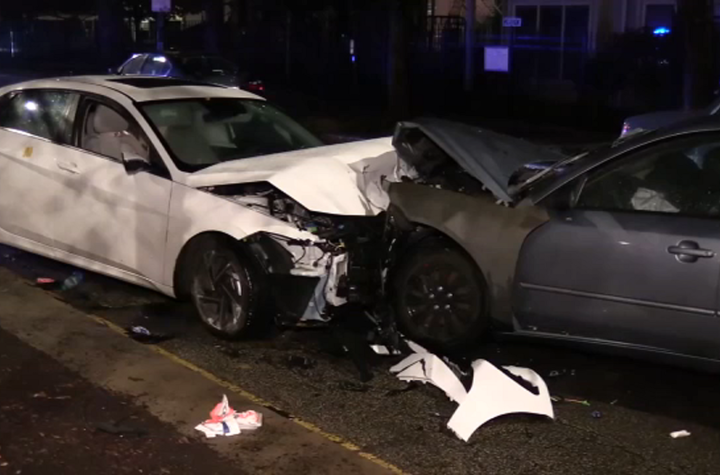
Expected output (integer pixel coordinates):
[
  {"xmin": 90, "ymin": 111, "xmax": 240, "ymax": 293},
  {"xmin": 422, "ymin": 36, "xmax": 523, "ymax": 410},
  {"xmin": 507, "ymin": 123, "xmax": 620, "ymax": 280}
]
[
  {"xmin": 5, "ymin": 75, "xmax": 262, "ymax": 103},
  {"xmin": 132, "ymin": 51, "xmax": 231, "ymax": 60}
]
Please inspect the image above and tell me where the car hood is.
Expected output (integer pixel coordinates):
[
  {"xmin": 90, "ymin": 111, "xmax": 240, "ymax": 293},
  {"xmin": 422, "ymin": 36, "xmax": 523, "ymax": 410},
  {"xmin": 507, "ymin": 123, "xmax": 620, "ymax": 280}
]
[
  {"xmin": 624, "ymin": 109, "xmax": 699, "ymax": 132},
  {"xmin": 184, "ymin": 138, "xmax": 397, "ymax": 216},
  {"xmin": 393, "ymin": 118, "xmax": 565, "ymax": 203}
]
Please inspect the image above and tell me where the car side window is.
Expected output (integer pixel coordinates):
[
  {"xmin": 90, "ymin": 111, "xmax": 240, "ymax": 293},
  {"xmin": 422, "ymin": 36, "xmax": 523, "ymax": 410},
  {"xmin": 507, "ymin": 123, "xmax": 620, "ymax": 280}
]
[
  {"xmin": 80, "ymin": 100, "xmax": 151, "ymax": 163},
  {"xmin": 121, "ymin": 55, "xmax": 146, "ymax": 75},
  {"xmin": 0, "ymin": 90, "xmax": 79, "ymax": 143},
  {"xmin": 576, "ymin": 134, "xmax": 720, "ymax": 218},
  {"xmin": 140, "ymin": 55, "xmax": 172, "ymax": 76}
]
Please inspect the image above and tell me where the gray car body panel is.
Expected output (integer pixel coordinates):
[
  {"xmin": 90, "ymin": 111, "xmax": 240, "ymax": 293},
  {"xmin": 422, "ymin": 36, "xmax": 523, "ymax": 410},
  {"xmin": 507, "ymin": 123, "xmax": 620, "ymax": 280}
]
[
  {"xmin": 388, "ymin": 183, "xmax": 549, "ymax": 323},
  {"xmin": 389, "ymin": 116, "xmax": 720, "ymax": 364}
]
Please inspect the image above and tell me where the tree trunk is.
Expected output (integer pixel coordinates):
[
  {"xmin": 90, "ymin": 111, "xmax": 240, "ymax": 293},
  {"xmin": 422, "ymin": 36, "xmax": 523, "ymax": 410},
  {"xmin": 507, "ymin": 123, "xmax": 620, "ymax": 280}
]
[
  {"xmin": 97, "ymin": 0, "xmax": 124, "ymax": 67},
  {"xmin": 387, "ymin": 0, "xmax": 410, "ymax": 120},
  {"xmin": 204, "ymin": 0, "xmax": 223, "ymax": 54},
  {"xmin": 678, "ymin": 0, "xmax": 717, "ymax": 110}
]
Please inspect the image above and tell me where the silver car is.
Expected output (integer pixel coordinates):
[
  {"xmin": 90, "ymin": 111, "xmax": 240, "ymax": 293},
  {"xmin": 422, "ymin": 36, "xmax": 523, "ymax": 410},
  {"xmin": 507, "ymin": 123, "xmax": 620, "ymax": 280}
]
[
  {"xmin": 620, "ymin": 96, "xmax": 720, "ymax": 137},
  {"xmin": 387, "ymin": 117, "xmax": 720, "ymax": 370}
]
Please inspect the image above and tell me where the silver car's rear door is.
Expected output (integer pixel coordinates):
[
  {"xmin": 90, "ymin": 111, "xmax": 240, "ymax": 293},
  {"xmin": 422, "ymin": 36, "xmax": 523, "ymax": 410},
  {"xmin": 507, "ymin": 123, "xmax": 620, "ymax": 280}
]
[{"xmin": 514, "ymin": 132, "xmax": 720, "ymax": 359}]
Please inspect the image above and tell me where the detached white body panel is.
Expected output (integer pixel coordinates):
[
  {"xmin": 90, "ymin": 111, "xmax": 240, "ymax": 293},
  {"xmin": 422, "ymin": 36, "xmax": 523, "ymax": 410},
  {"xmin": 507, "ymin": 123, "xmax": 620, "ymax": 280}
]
[
  {"xmin": 447, "ymin": 360, "xmax": 554, "ymax": 441},
  {"xmin": 390, "ymin": 342, "xmax": 554, "ymax": 442}
]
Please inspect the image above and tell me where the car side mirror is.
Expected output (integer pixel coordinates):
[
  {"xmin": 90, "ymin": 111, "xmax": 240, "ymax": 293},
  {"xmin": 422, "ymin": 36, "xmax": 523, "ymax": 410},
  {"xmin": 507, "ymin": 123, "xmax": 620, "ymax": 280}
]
[{"xmin": 121, "ymin": 151, "xmax": 151, "ymax": 175}]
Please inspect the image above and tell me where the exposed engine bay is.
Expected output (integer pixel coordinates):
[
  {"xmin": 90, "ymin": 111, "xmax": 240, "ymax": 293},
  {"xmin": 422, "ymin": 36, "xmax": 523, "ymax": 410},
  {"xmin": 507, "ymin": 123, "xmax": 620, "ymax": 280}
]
[{"xmin": 201, "ymin": 182, "xmax": 386, "ymax": 323}]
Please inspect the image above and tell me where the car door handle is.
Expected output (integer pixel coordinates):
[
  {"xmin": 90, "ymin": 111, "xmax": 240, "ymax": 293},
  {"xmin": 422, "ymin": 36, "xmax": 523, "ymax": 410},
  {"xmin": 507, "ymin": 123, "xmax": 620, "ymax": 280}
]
[
  {"xmin": 668, "ymin": 240, "xmax": 715, "ymax": 263},
  {"xmin": 56, "ymin": 160, "xmax": 79, "ymax": 174}
]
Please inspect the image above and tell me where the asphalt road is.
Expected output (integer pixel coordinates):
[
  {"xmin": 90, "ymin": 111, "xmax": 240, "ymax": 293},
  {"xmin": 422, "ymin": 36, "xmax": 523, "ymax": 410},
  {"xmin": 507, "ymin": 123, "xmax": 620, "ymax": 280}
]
[
  {"xmin": 1, "ymin": 244, "xmax": 720, "ymax": 475},
  {"xmin": 0, "ymin": 71, "xmax": 715, "ymax": 474}
]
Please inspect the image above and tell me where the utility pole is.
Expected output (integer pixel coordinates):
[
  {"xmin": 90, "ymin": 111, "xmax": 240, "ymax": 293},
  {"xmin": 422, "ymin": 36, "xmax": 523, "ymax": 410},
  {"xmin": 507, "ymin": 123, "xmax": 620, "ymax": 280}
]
[
  {"xmin": 156, "ymin": 12, "xmax": 165, "ymax": 52},
  {"xmin": 464, "ymin": 0, "xmax": 476, "ymax": 92},
  {"xmin": 152, "ymin": 0, "xmax": 171, "ymax": 52},
  {"xmin": 678, "ymin": 0, "xmax": 716, "ymax": 109}
]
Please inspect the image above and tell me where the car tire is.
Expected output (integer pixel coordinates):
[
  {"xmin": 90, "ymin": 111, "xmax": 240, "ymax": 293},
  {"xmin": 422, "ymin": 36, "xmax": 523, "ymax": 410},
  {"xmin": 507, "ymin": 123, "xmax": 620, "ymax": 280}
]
[
  {"xmin": 183, "ymin": 235, "xmax": 264, "ymax": 340},
  {"xmin": 392, "ymin": 241, "xmax": 488, "ymax": 352}
]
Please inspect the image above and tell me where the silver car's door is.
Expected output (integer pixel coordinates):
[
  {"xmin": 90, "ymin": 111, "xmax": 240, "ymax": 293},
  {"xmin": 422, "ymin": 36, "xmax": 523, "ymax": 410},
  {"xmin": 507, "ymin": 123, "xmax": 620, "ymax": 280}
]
[
  {"xmin": 0, "ymin": 89, "xmax": 81, "ymax": 249},
  {"xmin": 514, "ymin": 132, "xmax": 720, "ymax": 359}
]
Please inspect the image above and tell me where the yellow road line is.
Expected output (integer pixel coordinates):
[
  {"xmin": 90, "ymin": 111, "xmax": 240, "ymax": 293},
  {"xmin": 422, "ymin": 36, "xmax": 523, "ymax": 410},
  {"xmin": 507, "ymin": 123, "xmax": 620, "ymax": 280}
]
[{"xmin": 89, "ymin": 314, "xmax": 409, "ymax": 475}]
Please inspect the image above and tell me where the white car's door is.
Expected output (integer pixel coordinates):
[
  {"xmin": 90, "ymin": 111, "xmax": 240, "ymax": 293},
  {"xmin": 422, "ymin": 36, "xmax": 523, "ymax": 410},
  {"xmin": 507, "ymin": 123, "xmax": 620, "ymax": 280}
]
[
  {"xmin": 0, "ymin": 89, "xmax": 81, "ymax": 250},
  {"xmin": 51, "ymin": 95, "xmax": 172, "ymax": 289}
]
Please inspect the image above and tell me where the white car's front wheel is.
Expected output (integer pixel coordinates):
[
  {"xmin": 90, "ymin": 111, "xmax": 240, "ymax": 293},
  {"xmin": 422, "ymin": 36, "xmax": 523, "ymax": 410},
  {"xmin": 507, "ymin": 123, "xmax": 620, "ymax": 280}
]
[{"xmin": 185, "ymin": 236, "xmax": 264, "ymax": 339}]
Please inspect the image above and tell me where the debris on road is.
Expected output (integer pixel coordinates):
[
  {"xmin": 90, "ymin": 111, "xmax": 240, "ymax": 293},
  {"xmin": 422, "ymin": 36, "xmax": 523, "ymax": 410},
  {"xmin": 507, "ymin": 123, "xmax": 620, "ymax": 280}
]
[
  {"xmin": 195, "ymin": 395, "xmax": 262, "ymax": 438},
  {"xmin": 390, "ymin": 346, "xmax": 468, "ymax": 403},
  {"xmin": 564, "ymin": 398, "xmax": 591, "ymax": 406},
  {"xmin": 370, "ymin": 344, "xmax": 401, "ymax": 356},
  {"xmin": 126, "ymin": 325, "xmax": 174, "ymax": 344},
  {"xmin": 670, "ymin": 430, "xmax": 691, "ymax": 439},
  {"xmin": 591, "ymin": 411, "xmax": 602, "ymax": 419},
  {"xmin": 60, "ymin": 271, "xmax": 84, "ymax": 291},
  {"xmin": 36, "ymin": 277, "xmax": 55, "ymax": 285},
  {"xmin": 448, "ymin": 360, "xmax": 554, "ymax": 442},
  {"xmin": 390, "ymin": 341, "xmax": 554, "ymax": 442}
]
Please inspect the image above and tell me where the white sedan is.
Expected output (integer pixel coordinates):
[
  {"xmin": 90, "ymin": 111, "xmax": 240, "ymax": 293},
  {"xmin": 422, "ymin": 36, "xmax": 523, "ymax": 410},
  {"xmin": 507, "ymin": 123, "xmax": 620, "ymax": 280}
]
[{"xmin": 0, "ymin": 76, "xmax": 396, "ymax": 338}]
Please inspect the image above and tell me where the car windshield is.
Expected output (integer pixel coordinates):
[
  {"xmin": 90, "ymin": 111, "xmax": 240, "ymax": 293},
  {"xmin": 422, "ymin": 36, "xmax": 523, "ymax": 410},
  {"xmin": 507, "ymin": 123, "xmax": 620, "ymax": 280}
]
[{"xmin": 141, "ymin": 98, "xmax": 323, "ymax": 172}]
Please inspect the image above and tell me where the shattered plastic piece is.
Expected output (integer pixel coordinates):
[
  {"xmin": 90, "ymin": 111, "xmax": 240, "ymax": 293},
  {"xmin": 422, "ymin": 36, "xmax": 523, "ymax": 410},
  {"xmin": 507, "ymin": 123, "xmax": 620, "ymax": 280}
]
[
  {"xmin": 370, "ymin": 344, "xmax": 401, "ymax": 356},
  {"xmin": 36, "ymin": 277, "xmax": 55, "ymax": 285},
  {"xmin": 389, "ymin": 352, "xmax": 467, "ymax": 403},
  {"xmin": 670, "ymin": 430, "xmax": 691, "ymax": 439},
  {"xmin": 195, "ymin": 395, "xmax": 262, "ymax": 438},
  {"xmin": 447, "ymin": 360, "xmax": 554, "ymax": 442}
]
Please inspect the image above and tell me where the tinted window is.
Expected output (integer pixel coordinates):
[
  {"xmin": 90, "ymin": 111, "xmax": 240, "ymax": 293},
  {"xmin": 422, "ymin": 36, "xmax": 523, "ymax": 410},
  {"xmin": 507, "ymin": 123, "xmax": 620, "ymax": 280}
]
[
  {"xmin": 140, "ymin": 55, "xmax": 172, "ymax": 76},
  {"xmin": 0, "ymin": 90, "xmax": 79, "ymax": 143},
  {"xmin": 121, "ymin": 55, "xmax": 146, "ymax": 75},
  {"xmin": 80, "ymin": 100, "xmax": 151, "ymax": 162},
  {"xmin": 141, "ymin": 99, "xmax": 323, "ymax": 172},
  {"xmin": 577, "ymin": 135, "xmax": 720, "ymax": 217}
]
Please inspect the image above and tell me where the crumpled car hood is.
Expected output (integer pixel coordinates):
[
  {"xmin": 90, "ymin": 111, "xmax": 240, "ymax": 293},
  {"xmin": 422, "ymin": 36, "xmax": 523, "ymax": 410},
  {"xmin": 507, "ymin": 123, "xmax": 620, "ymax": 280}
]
[
  {"xmin": 184, "ymin": 138, "xmax": 397, "ymax": 216},
  {"xmin": 393, "ymin": 118, "xmax": 565, "ymax": 203}
]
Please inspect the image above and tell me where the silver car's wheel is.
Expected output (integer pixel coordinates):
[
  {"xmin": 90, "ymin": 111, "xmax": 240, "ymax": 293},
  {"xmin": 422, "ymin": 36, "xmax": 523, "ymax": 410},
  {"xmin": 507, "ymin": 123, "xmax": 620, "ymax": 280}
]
[
  {"xmin": 393, "ymin": 244, "xmax": 488, "ymax": 351},
  {"xmin": 188, "ymin": 239, "xmax": 259, "ymax": 339}
]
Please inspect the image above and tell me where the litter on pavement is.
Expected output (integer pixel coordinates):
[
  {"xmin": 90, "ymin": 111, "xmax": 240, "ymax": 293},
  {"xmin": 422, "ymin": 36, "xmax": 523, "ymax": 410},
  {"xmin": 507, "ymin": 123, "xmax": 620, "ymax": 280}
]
[
  {"xmin": 36, "ymin": 277, "xmax": 55, "ymax": 285},
  {"xmin": 390, "ymin": 341, "xmax": 554, "ymax": 442},
  {"xmin": 195, "ymin": 395, "xmax": 263, "ymax": 438},
  {"xmin": 60, "ymin": 270, "xmax": 84, "ymax": 291},
  {"xmin": 126, "ymin": 325, "xmax": 174, "ymax": 344},
  {"xmin": 670, "ymin": 430, "xmax": 691, "ymax": 439}
]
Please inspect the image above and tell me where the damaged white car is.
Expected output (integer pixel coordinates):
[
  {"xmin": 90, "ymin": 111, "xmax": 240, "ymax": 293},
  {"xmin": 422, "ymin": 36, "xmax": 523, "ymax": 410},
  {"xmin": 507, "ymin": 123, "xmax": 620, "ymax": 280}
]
[{"xmin": 0, "ymin": 76, "xmax": 395, "ymax": 337}]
